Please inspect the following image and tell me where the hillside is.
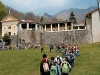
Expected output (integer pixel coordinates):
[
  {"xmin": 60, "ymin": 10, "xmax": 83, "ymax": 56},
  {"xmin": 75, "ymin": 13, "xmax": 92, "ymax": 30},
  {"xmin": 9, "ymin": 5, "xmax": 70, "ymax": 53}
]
[{"xmin": 43, "ymin": 6, "xmax": 97, "ymax": 23}]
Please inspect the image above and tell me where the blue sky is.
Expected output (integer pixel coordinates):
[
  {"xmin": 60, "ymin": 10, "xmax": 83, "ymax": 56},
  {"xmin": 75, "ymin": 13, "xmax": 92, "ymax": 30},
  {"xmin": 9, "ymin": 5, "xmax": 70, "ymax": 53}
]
[{"xmin": 1, "ymin": 0, "xmax": 98, "ymax": 16}]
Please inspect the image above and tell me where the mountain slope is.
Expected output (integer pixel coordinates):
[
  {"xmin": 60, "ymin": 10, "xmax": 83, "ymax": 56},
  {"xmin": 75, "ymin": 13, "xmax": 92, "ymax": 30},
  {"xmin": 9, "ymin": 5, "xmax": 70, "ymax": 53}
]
[{"xmin": 53, "ymin": 6, "xmax": 97, "ymax": 23}]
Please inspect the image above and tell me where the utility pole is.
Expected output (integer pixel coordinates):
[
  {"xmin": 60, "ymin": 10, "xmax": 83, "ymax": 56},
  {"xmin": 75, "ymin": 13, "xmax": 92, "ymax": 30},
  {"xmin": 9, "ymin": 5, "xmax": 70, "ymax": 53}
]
[{"xmin": 97, "ymin": 0, "xmax": 100, "ymax": 20}]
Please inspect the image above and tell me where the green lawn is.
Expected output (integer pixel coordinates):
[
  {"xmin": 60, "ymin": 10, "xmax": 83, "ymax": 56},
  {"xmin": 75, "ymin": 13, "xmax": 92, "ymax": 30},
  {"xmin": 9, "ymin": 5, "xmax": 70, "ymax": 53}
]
[{"xmin": 0, "ymin": 44, "xmax": 100, "ymax": 75}]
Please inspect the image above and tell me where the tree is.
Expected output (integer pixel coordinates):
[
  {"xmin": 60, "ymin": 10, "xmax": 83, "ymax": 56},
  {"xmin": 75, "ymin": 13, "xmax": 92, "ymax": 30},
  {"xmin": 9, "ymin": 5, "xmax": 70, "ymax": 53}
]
[
  {"xmin": 69, "ymin": 11, "xmax": 77, "ymax": 24},
  {"xmin": 25, "ymin": 12, "xmax": 35, "ymax": 20},
  {"xmin": 52, "ymin": 17, "xmax": 58, "ymax": 21},
  {"xmin": 0, "ymin": 1, "xmax": 8, "ymax": 31},
  {"xmin": 40, "ymin": 16, "xmax": 44, "ymax": 22},
  {"xmin": 3, "ymin": 33, "xmax": 10, "ymax": 45},
  {"xmin": 0, "ymin": 2, "xmax": 8, "ymax": 22}
]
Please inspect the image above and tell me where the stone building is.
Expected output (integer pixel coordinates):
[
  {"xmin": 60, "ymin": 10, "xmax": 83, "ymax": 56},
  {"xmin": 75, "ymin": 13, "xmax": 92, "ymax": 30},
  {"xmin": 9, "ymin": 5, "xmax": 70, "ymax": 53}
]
[
  {"xmin": 1, "ymin": 9, "xmax": 100, "ymax": 46},
  {"xmin": 1, "ymin": 14, "xmax": 19, "ymax": 36},
  {"xmin": 85, "ymin": 8, "xmax": 100, "ymax": 43}
]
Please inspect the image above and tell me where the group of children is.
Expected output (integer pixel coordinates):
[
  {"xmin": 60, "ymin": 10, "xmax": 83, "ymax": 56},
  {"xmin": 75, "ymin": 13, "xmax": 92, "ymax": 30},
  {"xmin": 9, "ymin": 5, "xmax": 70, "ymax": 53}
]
[{"xmin": 40, "ymin": 44, "xmax": 80, "ymax": 75}]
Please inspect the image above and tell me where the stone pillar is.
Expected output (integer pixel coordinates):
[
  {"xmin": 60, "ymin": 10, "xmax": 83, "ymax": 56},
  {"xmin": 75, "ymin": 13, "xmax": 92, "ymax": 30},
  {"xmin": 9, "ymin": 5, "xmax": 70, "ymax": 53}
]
[
  {"xmin": 42, "ymin": 26, "xmax": 43, "ymax": 32},
  {"xmin": 35, "ymin": 24, "xmax": 38, "ymax": 30},
  {"xmin": 45, "ymin": 25, "xmax": 46, "ymax": 31},
  {"xmin": 71, "ymin": 22, "xmax": 73, "ymax": 30},
  {"xmin": 78, "ymin": 26, "xmax": 79, "ymax": 30},
  {"xmin": 58, "ymin": 23, "xmax": 60, "ymax": 31},
  {"xmin": 85, "ymin": 26, "xmax": 86, "ymax": 29},
  {"xmin": 65, "ymin": 23, "xmax": 67, "ymax": 30},
  {"xmin": 19, "ymin": 24, "xmax": 22, "ymax": 30},
  {"xmin": 40, "ymin": 25, "xmax": 42, "ymax": 31},
  {"xmin": 51, "ymin": 24, "xmax": 53, "ymax": 32},
  {"xmin": 27, "ymin": 23, "xmax": 29, "ymax": 30}
]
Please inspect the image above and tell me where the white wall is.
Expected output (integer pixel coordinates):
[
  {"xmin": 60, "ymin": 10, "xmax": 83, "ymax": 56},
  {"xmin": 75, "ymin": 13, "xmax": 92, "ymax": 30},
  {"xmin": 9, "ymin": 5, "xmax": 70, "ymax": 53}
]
[
  {"xmin": 92, "ymin": 10, "xmax": 100, "ymax": 43},
  {"xmin": 86, "ymin": 18, "xmax": 92, "ymax": 30},
  {"xmin": 2, "ymin": 21, "xmax": 18, "ymax": 36}
]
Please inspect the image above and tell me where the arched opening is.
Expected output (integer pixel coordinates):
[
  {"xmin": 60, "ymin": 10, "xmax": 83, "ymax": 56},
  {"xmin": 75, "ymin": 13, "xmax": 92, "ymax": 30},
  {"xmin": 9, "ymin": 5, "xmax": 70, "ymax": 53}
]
[{"xmin": 0, "ymin": 40, "xmax": 3, "ymax": 47}]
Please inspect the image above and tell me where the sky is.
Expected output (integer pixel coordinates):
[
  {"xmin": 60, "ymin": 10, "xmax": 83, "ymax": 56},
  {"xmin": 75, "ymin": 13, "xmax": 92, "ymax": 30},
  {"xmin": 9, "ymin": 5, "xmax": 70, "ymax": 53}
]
[{"xmin": 1, "ymin": 0, "xmax": 98, "ymax": 16}]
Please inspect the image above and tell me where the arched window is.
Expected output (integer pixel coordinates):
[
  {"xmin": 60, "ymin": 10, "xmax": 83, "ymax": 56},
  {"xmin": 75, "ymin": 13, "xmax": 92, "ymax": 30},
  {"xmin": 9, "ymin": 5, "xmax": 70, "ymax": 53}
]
[{"xmin": 8, "ymin": 26, "xmax": 11, "ymax": 29}]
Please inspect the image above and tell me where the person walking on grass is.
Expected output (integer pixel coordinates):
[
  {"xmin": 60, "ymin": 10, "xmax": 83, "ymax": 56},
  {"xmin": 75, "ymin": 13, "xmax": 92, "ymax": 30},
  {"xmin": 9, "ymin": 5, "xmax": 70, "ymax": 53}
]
[
  {"xmin": 61, "ymin": 57, "xmax": 71, "ymax": 75},
  {"xmin": 50, "ymin": 56, "xmax": 62, "ymax": 75},
  {"xmin": 40, "ymin": 45, "xmax": 44, "ymax": 53},
  {"xmin": 49, "ymin": 44, "xmax": 53, "ymax": 52},
  {"xmin": 76, "ymin": 44, "xmax": 80, "ymax": 56},
  {"xmin": 40, "ymin": 54, "xmax": 50, "ymax": 75}
]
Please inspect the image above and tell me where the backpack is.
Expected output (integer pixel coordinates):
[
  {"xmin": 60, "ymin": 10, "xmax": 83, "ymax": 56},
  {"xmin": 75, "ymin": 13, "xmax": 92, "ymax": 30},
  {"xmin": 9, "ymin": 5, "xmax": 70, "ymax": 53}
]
[
  {"xmin": 62, "ymin": 62, "xmax": 69, "ymax": 73},
  {"xmin": 43, "ymin": 62, "xmax": 49, "ymax": 72},
  {"xmin": 57, "ymin": 57, "xmax": 61, "ymax": 65},
  {"xmin": 50, "ymin": 64, "xmax": 57, "ymax": 75}
]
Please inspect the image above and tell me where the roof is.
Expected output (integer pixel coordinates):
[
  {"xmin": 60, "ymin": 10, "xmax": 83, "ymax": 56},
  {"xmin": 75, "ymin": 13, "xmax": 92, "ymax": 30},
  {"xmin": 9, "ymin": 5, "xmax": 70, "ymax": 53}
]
[
  {"xmin": 1, "ymin": 13, "xmax": 19, "ymax": 22},
  {"xmin": 86, "ymin": 8, "xmax": 98, "ymax": 18},
  {"xmin": 74, "ymin": 23, "xmax": 84, "ymax": 26},
  {"xmin": 18, "ymin": 20, "xmax": 36, "ymax": 24},
  {"xmin": 40, "ymin": 20, "xmax": 74, "ymax": 25},
  {"xmin": 18, "ymin": 20, "xmax": 74, "ymax": 26},
  {"xmin": 85, "ymin": 8, "xmax": 99, "ymax": 26}
]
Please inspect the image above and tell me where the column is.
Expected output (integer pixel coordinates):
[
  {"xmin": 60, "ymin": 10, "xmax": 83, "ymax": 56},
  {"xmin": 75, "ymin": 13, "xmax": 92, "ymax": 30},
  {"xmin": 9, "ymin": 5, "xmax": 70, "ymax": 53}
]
[
  {"xmin": 41, "ymin": 26, "xmax": 43, "ymax": 32},
  {"xmin": 71, "ymin": 22, "xmax": 73, "ymax": 30},
  {"xmin": 45, "ymin": 25, "xmax": 46, "ymax": 31},
  {"xmin": 27, "ymin": 23, "xmax": 29, "ymax": 30},
  {"xmin": 85, "ymin": 26, "xmax": 86, "ymax": 29},
  {"xmin": 78, "ymin": 26, "xmax": 79, "ymax": 30},
  {"xmin": 58, "ymin": 23, "xmax": 60, "ymax": 31},
  {"xmin": 51, "ymin": 24, "xmax": 53, "ymax": 32},
  {"xmin": 39, "ymin": 25, "xmax": 42, "ymax": 31},
  {"xmin": 35, "ymin": 24, "xmax": 38, "ymax": 30},
  {"xmin": 19, "ymin": 24, "xmax": 22, "ymax": 30},
  {"xmin": 65, "ymin": 23, "xmax": 67, "ymax": 30}
]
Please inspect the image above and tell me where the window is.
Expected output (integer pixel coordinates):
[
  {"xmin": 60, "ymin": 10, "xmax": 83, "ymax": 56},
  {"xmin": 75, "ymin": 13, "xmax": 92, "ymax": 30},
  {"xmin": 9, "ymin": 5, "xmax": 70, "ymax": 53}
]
[
  {"xmin": 14, "ymin": 33, "xmax": 15, "ymax": 35},
  {"xmin": 8, "ymin": 32, "xmax": 11, "ymax": 36},
  {"xmin": 8, "ymin": 26, "xmax": 11, "ymax": 29},
  {"xmin": 19, "ymin": 39, "xmax": 21, "ymax": 43}
]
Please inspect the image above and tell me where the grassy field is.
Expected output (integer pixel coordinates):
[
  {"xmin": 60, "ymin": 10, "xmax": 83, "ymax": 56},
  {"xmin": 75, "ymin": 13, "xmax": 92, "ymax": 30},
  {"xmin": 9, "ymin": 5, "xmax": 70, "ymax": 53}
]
[{"xmin": 0, "ymin": 43, "xmax": 100, "ymax": 75}]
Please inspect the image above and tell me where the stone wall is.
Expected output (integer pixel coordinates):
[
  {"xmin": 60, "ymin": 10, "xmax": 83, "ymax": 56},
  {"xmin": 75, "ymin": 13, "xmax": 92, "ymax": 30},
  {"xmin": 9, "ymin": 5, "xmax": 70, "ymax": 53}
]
[
  {"xmin": 42, "ymin": 30, "xmax": 92, "ymax": 45},
  {"xmin": 17, "ymin": 30, "xmax": 41, "ymax": 46},
  {"xmin": 10, "ymin": 35, "xmax": 17, "ymax": 45},
  {"xmin": 10, "ymin": 30, "xmax": 93, "ymax": 46}
]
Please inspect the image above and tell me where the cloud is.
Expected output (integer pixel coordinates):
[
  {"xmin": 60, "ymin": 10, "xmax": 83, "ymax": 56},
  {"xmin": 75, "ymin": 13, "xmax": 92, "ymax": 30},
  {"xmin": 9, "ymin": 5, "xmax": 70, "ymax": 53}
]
[
  {"xmin": 2, "ymin": 0, "xmax": 71, "ymax": 15},
  {"xmin": 2, "ymin": 0, "xmax": 70, "ymax": 10},
  {"xmin": 1, "ymin": 0, "xmax": 97, "ymax": 16}
]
